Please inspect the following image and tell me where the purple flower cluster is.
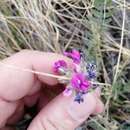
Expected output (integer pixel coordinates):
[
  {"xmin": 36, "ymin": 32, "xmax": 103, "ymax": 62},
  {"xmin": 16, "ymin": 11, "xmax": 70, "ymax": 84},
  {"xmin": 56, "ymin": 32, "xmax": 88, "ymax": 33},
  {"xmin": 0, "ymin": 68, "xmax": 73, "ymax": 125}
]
[{"xmin": 53, "ymin": 49, "xmax": 97, "ymax": 103}]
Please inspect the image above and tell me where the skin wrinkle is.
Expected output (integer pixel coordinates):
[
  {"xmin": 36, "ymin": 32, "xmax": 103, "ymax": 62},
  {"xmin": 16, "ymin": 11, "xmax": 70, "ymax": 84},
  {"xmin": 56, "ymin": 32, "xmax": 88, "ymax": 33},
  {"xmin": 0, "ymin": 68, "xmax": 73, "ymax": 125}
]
[
  {"xmin": 39, "ymin": 117, "xmax": 52, "ymax": 130},
  {"xmin": 27, "ymin": 74, "xmax": 41, "ymax": 96},
  {"xmin": 0, "ymin": 98, "xmax": 18, "ymax": 128},
  {"xmin": 27, "ymin": 116, "xmax": 47, "ymax": 130},
  {"xmin": 46, "ymin": 118, "xmax": 59, "ymax": 130},
  {"xmin": 0, "ymin": 97, "xmax": 15, "ymax": 106},
  {"xmin": 0, "ymin": 50, "xmax": 73, "ymax": 101},
  {"xmin": 37, "ymin": 94, "xmax": 77, "ymax": 130},
  {"xmin": 28, "ymin": 63, "xmax": 41, "ymax": 96},
  {"xmin": 39, "ymin": 118, "xmax": 47, "ymax": 130},
  {"xmin": 53, "ymin": 118, "xmax": 73, "ymax": 130},
  {"xmin": 0, "ymin": 51, "xmax": 104, "ymax": 130},
  {"xmin": 0, "ymin": 64, "xmax": 35, "ymax": 101},
  {"xmin": 65, "ymin": 93, "xmax": 97, "ymax": 125},
  {"xmin": 57, "ymin": 107, "xmax": 78, "ymax": 130}
]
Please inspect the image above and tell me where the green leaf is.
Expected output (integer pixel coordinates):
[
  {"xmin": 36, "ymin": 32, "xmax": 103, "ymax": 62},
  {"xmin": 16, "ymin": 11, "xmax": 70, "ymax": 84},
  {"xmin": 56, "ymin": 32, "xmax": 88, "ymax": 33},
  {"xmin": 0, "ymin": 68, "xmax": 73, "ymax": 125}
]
[
  {"xmin": 94, "ymin": 0, "xmax": 112, "ymax": 7},
  {"xmin": 88, "ymin": 120, "xmax": 106, "ymax": 130}
]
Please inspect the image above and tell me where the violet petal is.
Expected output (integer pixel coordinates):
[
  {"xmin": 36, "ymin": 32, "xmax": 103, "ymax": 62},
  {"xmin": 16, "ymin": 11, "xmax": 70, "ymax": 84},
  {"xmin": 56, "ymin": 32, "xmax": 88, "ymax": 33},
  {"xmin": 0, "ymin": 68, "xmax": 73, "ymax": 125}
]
[
  {"xmin": 63, "ymin": 88, "xmax": 72, "ymax": 97},
  {"xmin": 53, "ymin": 60, "xmax": 67, "ymax": 73},
  {"xmin": 71, "ymin": 73, "xmax": 90, "ymax": 92}
]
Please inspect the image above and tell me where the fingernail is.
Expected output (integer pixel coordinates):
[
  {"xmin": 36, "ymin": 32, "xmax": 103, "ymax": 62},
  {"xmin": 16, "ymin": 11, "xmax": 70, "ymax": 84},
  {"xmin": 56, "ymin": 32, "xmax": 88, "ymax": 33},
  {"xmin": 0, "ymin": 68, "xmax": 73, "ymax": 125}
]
[{"xmin": 66, "ymin": 93, "xmax": 96, "ymax": 122}]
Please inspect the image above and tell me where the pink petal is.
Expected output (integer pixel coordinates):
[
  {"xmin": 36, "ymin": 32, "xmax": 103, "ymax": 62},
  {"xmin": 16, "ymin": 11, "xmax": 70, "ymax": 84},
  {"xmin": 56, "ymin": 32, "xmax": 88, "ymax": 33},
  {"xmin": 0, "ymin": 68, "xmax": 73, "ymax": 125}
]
[
  {"xmin": 74, "ymin": 64, "xmax": 81, "ymax": 72},
  {"xmin": 63, "ymin": 88, "xmax": 72, "ymax": 97}
]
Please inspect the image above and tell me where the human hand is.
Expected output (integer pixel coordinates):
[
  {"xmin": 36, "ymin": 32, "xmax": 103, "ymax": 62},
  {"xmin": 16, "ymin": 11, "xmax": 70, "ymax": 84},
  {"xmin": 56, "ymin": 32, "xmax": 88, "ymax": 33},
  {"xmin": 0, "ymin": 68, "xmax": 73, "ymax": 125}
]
[{"xmin": 0, "ymin": 50, "xmax": 104, "ymax": 130}]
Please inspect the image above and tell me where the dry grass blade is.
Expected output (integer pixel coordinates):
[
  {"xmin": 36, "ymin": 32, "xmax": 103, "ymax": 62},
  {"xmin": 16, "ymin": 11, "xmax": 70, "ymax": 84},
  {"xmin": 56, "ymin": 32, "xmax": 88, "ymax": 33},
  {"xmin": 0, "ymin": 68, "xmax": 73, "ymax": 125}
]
[
  {"xmin": 0, "ymin": 0, "xmax": 130, "ymax": 130},
  {"xmin": 113, "ymin": 0, "xmax": 126, "ymax": 84}
]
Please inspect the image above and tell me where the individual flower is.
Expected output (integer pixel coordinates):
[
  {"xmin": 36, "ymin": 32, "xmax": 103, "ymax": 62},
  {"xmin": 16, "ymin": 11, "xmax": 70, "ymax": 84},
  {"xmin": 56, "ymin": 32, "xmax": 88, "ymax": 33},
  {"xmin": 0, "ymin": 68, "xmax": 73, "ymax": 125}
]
[
  {"xmin": 87, "ymin": 70, "xmax": 96, "ymax": 79},
  {"xmin": 64, "ymin": 49, "xmax": 81, "ymax": 64},
  {"xmin": 63, "ymin": 87, "xmax": 72, "ymax": 97},
  {"xmin": 74, "ymin": 92, "xmax": 84, "ymax": 104},
  {"xmin": 53, "ymin": 60, "xmax": 67, "ymax": 74},
  {"xmin": 86, "ymin": 63, "xmax": 97, "ymax": 79},
  {"xmin": 87, "ymin": 63, "xmax": 96, "ymax": 70},
  {"xmin": 71, "ymin": 73, "xmax": 90, "ymax": 92}
]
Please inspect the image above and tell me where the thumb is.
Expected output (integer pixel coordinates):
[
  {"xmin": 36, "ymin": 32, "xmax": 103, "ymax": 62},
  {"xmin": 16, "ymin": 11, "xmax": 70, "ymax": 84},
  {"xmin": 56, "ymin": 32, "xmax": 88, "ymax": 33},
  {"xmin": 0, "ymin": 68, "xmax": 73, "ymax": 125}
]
[{"xmin": 28, "ymin": 90, "xmax": 104, "ymax": 130}]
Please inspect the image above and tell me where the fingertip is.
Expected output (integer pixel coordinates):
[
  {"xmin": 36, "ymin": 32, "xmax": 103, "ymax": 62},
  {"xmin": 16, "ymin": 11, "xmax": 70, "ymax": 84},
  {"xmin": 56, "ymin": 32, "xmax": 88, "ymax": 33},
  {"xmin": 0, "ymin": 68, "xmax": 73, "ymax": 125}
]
[
  {"xmin": 94, "ymin": 99, "xmax": 104, "ymax": 114},
  {"xmin": 7, "ymin": 101, "xmax": 24, "ymax": 125},
  {"xmin": 67, "ymin": 93, "xmax": 97, "ymax": 122},
  {"xmin": 28, "ymin": 92, "xmax": 98, "ymax": 130},
  {"xmin": 0, "ymin": 99, "xmax": 18, "ymax": 128},
  {"xmin": 31, "ymin": 51, "xmax": 73, "ymax": 86},
  {"xmin": 0, "ymin": 51, "xmax": 72, "ymax": 101}
]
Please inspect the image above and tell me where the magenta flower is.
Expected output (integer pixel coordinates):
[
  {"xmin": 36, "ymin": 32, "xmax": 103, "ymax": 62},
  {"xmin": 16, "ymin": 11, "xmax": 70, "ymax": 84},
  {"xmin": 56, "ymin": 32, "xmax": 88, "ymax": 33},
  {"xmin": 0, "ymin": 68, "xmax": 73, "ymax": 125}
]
[
  {"xmin": 52, "ymin": 49, "xmax": 98, "ymax": 103},
  {"xmin": 71, "ymin": 73, "xmax": 90, "ymax": 92},
  {"xmin": 64, "ymin": 49, "xmax": 81, "ymax": 64},
  {"xmin": 53, "ymin": 60, "xmax": 67, "ymax": 73}
]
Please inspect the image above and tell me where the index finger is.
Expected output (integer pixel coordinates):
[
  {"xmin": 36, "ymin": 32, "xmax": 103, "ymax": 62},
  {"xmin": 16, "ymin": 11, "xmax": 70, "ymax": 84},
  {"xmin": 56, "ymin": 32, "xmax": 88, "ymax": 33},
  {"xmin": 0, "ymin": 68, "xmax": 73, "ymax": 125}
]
[{"xmin": 0, "ymin": 50, "xmax": 72, "ymax": 101}]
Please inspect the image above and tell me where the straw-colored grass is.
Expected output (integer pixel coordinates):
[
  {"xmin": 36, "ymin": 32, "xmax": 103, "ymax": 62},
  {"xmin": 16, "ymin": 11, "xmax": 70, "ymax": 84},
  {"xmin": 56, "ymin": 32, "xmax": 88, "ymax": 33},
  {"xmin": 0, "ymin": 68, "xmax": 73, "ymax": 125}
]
[{"xmin": 0, "ymin": 0, "xmax": 130, "ymax": 130}]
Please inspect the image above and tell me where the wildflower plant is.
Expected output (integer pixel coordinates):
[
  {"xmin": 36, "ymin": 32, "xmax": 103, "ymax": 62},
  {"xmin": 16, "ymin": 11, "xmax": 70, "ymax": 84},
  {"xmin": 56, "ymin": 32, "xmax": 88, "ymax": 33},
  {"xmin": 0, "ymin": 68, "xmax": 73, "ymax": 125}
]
[{"xmin": 53, "ymin": 49, "xmax": 97, "ymax": 103}]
